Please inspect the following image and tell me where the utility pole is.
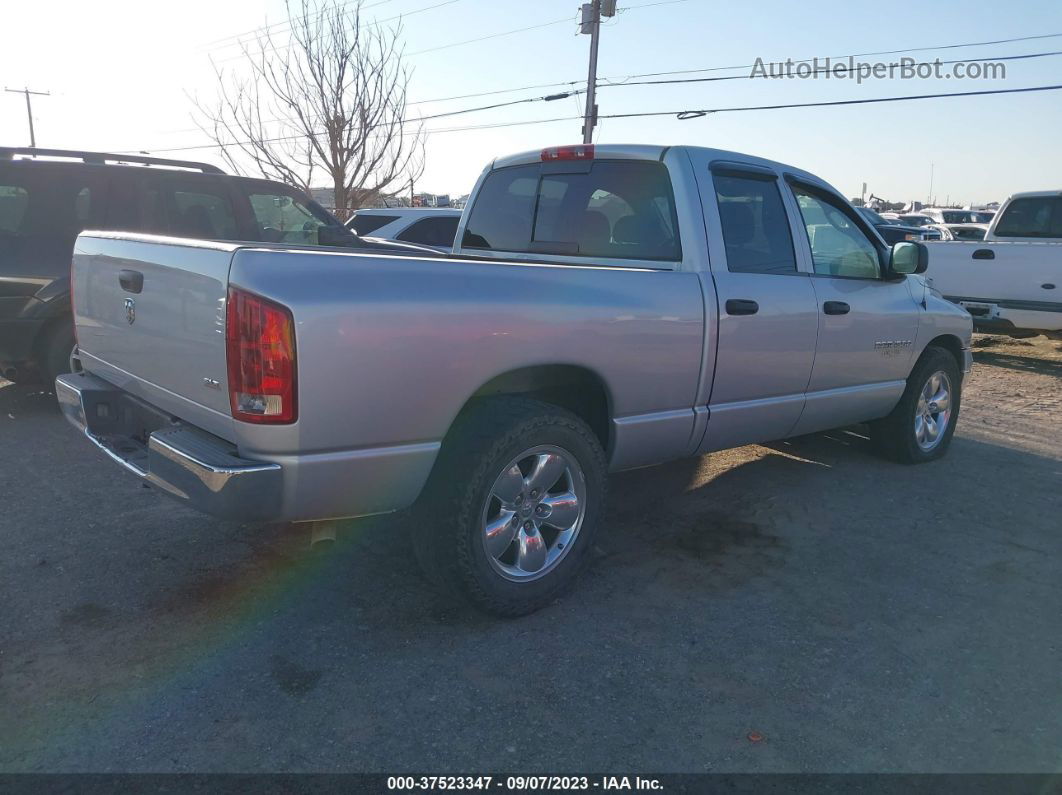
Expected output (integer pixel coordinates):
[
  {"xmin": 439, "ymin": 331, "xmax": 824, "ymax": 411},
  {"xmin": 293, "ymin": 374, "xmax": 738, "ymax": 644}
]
[
  {"xmin": 579, "ymin": 0, "xmax": 615, "ymax": 144},
  {"xmin": 4, "ymin": 87, "xmax": 50, "ymax": 147}
]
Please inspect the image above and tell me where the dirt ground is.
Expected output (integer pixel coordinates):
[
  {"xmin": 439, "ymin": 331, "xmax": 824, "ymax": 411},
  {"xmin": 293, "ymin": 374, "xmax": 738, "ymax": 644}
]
[{"xmin": 0, "ymin": 334, "xmax": 1059, "ymax": 772}]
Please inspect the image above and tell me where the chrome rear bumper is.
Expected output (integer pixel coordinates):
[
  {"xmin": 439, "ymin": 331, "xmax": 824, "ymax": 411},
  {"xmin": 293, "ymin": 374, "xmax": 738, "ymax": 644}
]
[{"xmin": 55, "ymin": 372, "xmax": 282, "ymax": 521}]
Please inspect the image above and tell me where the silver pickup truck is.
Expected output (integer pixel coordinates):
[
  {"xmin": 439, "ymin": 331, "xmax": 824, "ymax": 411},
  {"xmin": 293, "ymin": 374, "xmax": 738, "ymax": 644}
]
[{"xmin": 57, "ymin": 144, "xmax": 973, "ymax": 615}]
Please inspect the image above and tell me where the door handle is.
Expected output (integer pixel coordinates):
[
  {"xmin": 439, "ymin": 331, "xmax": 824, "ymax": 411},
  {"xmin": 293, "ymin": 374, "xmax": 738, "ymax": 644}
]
[
  {"xmin": 1043, "ymin": 283, "xmax": 1056, "ymax": 290},
  {"xmin": 972, "ymin": 249, "xmax": 995, "ymax": 260},
  {"xmin": 725, "ymin": 299, "xmax": 759, "ymax": 316},
  {"xmin": 823, "ymin": 301, "xmax": 850, "ymax": 315},
  {"xmin": 118, "ymin": 269, "xmax": 143, "ymax": 294}
]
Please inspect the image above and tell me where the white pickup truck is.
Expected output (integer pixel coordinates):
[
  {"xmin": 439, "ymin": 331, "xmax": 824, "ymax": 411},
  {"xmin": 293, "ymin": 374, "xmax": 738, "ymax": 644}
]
[
  {"xmin": 57, "ymin": 144, "xmax": 973, "ymax": 616},
  {"xmin": 925, "ymin": 190, "xmax": 1062, "ymax": 339}
]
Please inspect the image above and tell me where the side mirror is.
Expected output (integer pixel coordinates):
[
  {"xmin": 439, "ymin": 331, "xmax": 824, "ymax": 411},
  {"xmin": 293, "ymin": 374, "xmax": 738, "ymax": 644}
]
[
  {"xmin": 317, "ymin": 224, "xmax": 357, "ymax": 247},
  {"xmin": 888, "ymin": 241, "xmax": 928, "ymax": 276}
]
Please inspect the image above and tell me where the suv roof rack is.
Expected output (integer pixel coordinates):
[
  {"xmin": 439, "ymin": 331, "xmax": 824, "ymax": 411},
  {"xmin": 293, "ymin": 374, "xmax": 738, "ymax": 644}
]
[{"xmin": 0, "ymin": 146, "xmax": 225, "ymax": 174}]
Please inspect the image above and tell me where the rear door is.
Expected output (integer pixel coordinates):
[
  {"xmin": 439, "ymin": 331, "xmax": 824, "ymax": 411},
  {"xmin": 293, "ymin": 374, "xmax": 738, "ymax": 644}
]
[
  {"xmin": 786, "ymin": 181, "xmax": 922, "ymax": 434},
  {"xmin": 696, "ymin": 164, "xmax": 819, "ymax": 451}
]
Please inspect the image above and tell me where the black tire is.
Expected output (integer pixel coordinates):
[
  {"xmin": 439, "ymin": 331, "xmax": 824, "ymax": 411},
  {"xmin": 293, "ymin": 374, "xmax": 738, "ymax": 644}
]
[
  {"xmin": 38, "ymin": 318, "xmax": 78, "ymax": 388},
  {"xmin": 412, "ymin": 397, "xmax": 607, "ymax": 617},
  {"xmin": 870, "ymin": 346, "xmax": 962, "ymax": 464}
]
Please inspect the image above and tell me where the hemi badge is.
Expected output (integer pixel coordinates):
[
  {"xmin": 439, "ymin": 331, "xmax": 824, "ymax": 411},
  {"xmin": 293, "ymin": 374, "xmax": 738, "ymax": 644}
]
[{"xmin": 203, "ymin": 377, "xmax": 221, "ymax": 390}]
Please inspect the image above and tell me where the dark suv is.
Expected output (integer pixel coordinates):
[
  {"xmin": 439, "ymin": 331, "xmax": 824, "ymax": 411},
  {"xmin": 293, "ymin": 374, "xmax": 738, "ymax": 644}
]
[{"xmin": 0, "ymin": 147, "xmax": 413, "ymax": 384}]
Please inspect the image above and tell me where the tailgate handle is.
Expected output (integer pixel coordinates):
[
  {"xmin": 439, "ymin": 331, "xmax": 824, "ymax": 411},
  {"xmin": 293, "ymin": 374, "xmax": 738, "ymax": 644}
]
[
  {"xmin": 118, "ymin": 269, "xmax": 144, "ymax": 294},
  {"xmin": 725, "ymin": 299, "xmax": 759, "ymax": 316},
  {"xmin": 972, "ymin": 249, "xmax": 994, "ymax": 260}
]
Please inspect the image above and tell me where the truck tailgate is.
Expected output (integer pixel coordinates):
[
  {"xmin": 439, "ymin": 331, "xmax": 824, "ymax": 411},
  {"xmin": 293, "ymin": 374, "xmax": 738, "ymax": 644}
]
[{"xmin": 72, "ymin": 233, "xmax": 240, "ymax": 441}]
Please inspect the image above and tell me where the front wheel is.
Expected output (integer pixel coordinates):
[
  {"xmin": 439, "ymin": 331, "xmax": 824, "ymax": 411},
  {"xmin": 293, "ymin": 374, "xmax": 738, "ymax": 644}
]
[
  {"xmin": 412, "ymin": 398, "xmax": 607, "ymax": 617},
  {"xmin": 870, "ymin": 346, "xmax": 962, "ymax": 464}
]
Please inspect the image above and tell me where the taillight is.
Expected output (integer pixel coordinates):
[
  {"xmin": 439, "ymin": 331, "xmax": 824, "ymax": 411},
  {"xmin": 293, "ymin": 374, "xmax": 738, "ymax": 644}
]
[
  {"xmin": 541, "ymin": 144, "xmax": 594, "ymax": 162},
  {"xmin": 225, "ymin": 287, "xmax": 297, "ymax": 424}
]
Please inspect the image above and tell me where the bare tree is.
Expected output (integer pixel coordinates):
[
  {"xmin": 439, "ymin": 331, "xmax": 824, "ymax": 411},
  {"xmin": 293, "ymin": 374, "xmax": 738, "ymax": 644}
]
[{"xmin": 196, "ymin": 0, "xmax": 424, "ymax": 216}]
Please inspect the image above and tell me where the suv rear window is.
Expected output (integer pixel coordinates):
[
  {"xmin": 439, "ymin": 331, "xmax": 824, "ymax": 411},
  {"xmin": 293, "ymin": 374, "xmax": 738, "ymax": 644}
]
[
  {"xmin": 350, "ymin": 214, "xmax": 399, "ymax": 236},
  {"xmin": 462, "ymin": 160, "xmax": 681, "ymax": 261},
  {"xmin": 396, "ymin": 216, "xmax": 459, "ymax": 247}
]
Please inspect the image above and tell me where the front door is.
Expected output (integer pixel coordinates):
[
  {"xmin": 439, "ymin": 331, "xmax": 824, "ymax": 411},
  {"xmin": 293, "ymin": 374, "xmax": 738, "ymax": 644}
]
[
  {"xmin": 698, "ymin": 166, "xmax": 820, "ymax": 452},
  {"xmin": 787, "ymin": 183, "xmax": 922, "ymax": 435}
]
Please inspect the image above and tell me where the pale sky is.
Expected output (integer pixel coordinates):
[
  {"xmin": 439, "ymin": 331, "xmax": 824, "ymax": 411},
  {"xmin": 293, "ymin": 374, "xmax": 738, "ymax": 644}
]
[{"xmin": 3, "ymin": 0, "xmax": 1062, "ymax": 206}]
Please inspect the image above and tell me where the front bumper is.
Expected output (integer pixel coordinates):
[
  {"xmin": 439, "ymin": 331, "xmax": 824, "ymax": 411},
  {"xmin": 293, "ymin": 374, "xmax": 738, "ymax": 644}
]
[{"xmin": 56, "ymin": 371, "xmax": 282, "ymax": 521}]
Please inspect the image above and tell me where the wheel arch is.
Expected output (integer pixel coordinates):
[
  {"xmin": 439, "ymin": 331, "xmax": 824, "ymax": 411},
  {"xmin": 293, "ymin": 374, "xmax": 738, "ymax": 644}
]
[
  {"xmin": 921, "ymin": 334, "xmax": 965, "ymax": 373},
  {"xmin": 452, "ymin": 364, "xmax": 614, "ymax": 454}
]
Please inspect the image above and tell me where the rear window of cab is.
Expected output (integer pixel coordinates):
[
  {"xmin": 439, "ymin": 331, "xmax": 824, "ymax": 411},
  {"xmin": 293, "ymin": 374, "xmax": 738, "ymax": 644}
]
[{"xmin": 461, "ymin": 160, "xmax": 681, "ymax": 262}]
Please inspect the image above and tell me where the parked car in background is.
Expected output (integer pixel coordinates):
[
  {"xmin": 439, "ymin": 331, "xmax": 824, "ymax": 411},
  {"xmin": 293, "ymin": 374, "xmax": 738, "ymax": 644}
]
[
  {"xmin": 857, "ymin": 207, "xmax": 942, "ymax": 243},
  {"xmin": 0, "ymin": 147, "xmax": 430, "ymax": 385},
  {"xmin": 58, "ymin": 143, "xmax": 971, "ymax": 616},
  {"xmin": 345, "ymin": 207, "xmax": 462, "ymax": 252},
  {"xmin": 925, "ymin": 192, "xmax": 1062, "ymax": 338},
  {"xmin": 922, "ymin": 208, "xmax": 995, "ymax": 225},
  {"xmin": 927, "ymin": 223, "xmax": 988, "ymax": 241},
  {"xmin": 982, "ymin": 190, "xmax": 1062, "ymax": 242},
  {"xmin": 884, "ymin": 213, "xmax": 936, "ymax": 228}
]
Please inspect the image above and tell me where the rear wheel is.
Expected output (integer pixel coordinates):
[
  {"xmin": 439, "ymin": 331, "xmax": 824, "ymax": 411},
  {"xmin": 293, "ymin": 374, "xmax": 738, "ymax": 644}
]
[
  {"xmin": 870, "ymin": 346, "xmax": 962, "ymax": 464},
  {"xmin": 38, "ymin": 318, "xmax": 78, "ymax": 387},
  {"xmin": 412, "ymin": 397, "xmax": 607, "ymax": 617}
]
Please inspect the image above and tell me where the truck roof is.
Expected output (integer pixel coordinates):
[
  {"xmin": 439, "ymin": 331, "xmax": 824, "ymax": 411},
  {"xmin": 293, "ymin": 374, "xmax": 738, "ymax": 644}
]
[
  {"xmin": 490, "ymin": 144, "xmax": 829, "ymax": 189},
  {"xmin": 1007, "ymin": 190, "xmax": 1062, "ymax": 199}
]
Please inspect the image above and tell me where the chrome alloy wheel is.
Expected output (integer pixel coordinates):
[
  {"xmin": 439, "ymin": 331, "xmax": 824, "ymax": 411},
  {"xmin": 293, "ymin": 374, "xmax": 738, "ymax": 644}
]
[
  {"xmin": 480, "ymin": 445, "xmax": 586, "ymax": 582},
  {"xmin": 915, "ymin": 370, "xmax": 953, "ymax": 452}
]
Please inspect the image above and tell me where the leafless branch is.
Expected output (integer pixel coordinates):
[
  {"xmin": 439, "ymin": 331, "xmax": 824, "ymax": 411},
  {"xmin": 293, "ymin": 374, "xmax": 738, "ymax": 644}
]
[{"xmin": 194, "ymin": 0, "xmax": 424, "ymax": 216}]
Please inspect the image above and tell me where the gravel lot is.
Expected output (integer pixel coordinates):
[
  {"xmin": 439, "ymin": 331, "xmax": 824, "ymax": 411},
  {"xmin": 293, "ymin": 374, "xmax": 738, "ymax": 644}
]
[{"xmin": 1, "ymin": 335, "xmax": 1060, "ymax": 773}]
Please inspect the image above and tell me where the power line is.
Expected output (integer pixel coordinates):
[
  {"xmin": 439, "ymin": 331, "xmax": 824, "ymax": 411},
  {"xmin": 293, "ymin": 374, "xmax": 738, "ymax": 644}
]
[
  {"xmin": 212, "ymin": 0, "xmax": 463, "ymax": 64},
  {"xmin": 598, "ymin": 82, "xmax": 1062, "ymax": 121},
  {"xmin": 126, "ymin": 81, "xmax": 1062, "ymax": 157},
  {"xmin": 152, "ymin": 44, "xmax": 1062, "ymax": 143},
  {"xmin": 203, "ymin": 0, "xmax": 401, "ymax": 52},
  {"xmin": 600, "ymin": 48, "xmax": 1062, "ymax": 89},
  {"xmin": 405, "ymin": 0, "xmax": 691, "ymax": 57},
  {"xmin": 118, "ymin": 89, "xmax": 582, "ymax": 153},
  {"xmin": 599, "ymin": 30, "xmax": 1062, "ymax": 83},
  {"xmin": 406, "ymin": 15, "xmax": 574, "ymax": 56}
]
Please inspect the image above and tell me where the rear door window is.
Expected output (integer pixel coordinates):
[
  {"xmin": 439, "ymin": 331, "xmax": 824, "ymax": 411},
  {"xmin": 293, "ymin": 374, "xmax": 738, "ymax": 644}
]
[
  {"xmin": 349, "ymin": 213, "xmax": 399, "ymax": 236},
  {"xmin": 0, "ymin": 184, "xmax": 29, "ymax": 234},
  {"xmin": 0, "ymin": 168, "xmax": 104, "ymax": 239},
  {"xmin": 713, "ymin": 174, "xmax": 797, "ymax": 274},
  {"xmin": 396, "ymin": 216, "xmax": 460, "ymax": 247},
  {"xmin": 171, "ymin": 188, "xmax": 239, "ymax": 239},
  {"xmin": 462, "ymin": 160, "xmax": 681, "ymax": 261}
]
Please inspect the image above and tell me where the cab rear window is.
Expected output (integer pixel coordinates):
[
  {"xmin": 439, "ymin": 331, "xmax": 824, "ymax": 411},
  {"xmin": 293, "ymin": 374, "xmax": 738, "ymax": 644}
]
[
  {"xmin": 994, "ymin": 196, "xmax": 1062, "ymax": 238},
  {"xmin": 462, "ymin": 160, "xmax": 681, "ymax": 261}
]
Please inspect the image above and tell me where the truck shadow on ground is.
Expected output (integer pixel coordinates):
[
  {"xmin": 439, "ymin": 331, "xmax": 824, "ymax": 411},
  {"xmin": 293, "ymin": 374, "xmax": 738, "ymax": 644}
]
[
  {"xmin": 971, "ymin": 351, "xmax": 1062, "ymax": 378},
  {"xmin": 5, "ymin": 370, "xmax": 1062, "ymax": 769}
]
